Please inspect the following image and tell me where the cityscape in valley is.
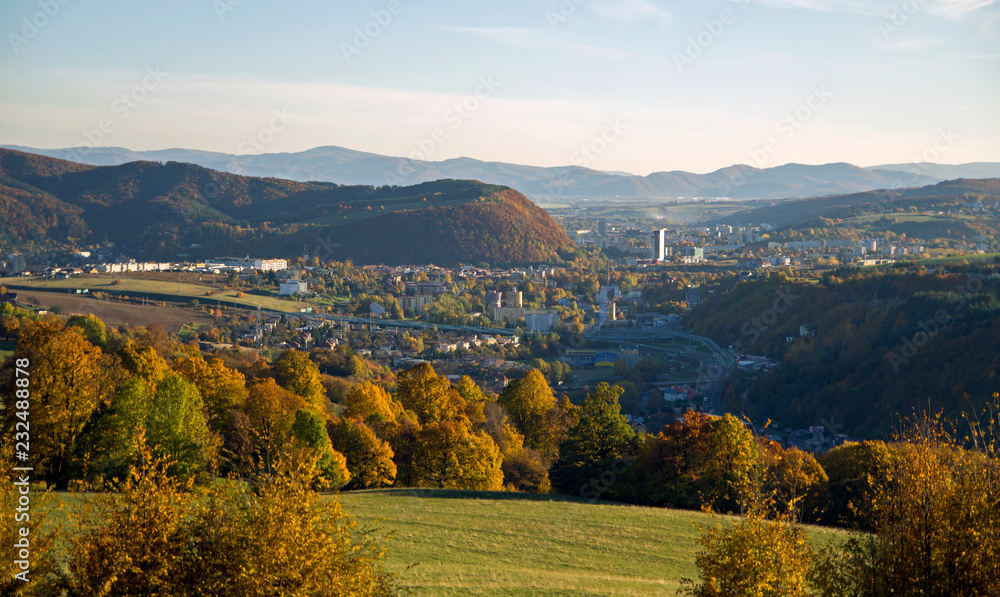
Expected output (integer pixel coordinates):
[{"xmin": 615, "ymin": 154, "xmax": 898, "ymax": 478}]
[{"xmin": 2, "ymin": 0, "xmax": 999, "ymax": 595}]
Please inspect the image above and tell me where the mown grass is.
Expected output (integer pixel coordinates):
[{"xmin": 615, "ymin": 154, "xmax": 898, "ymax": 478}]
[
  {"xmin": 34, "ymin": 488, "xmax": 850, "ymax": 595},
  {"xmin": 335, "ymin": 489, "xmax": 849, "ymax": 596}
]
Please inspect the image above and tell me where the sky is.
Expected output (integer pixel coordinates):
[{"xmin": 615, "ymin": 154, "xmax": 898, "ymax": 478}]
[{"xmin": 1, "ymin": 0, "xmax": 998, "ymax": 175}]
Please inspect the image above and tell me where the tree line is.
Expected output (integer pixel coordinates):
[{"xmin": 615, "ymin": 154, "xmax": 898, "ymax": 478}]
[{"xmin": 2, "ymin": 310, "xmax": 997, "ymax": 594}]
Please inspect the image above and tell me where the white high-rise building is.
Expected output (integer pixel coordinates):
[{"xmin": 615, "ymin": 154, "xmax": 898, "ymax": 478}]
[{"xmin": 651, "ymin": 229, "xmax": 667, "ymax": 261}]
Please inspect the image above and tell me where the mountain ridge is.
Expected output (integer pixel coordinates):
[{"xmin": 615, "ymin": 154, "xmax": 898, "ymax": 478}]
[
  {"xmin": 7, "ymin": 143, "xmax": 996, "ymax": 201},
  {"xmin": 0, "ymin": 148, "xmax": 574, "ymax": 265}
]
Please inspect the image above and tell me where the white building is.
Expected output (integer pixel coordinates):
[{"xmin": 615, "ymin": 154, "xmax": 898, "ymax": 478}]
[
  {"xmin": 651, "ymin": 229, "xmax": 667, "ymax": 262},
  {"xmin": 279, "ymin": 281, "xmax": 308, "ymax": 296},
  {"xmin": 525, "ymin": 310, "xmax": 559, "ymax": 333},
  {"xmin": 254, "ymin": 258, "xmax": 288, "ymax": 272}
]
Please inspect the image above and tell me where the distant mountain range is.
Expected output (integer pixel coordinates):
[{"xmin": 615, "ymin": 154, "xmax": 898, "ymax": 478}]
[
  {"xmin": 0, "ymin": 148, "xmax": 573, "ymax": 265},
  {"xmin": 7, "ymin": 144, "xmax": 999, "ymax": 201}
]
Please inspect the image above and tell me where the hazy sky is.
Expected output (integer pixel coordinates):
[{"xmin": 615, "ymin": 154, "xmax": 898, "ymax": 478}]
[{"xmin": 1, "ymin": 0, "xmax": 998, "ymax": 175}]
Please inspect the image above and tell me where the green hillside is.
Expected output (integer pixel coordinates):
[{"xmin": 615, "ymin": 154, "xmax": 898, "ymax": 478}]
[
  {"xmin": 684, "ymin": 265, "xmax": 1000, "ymax": 438},
  {"xmin": 336, "ymin": 489, "xmax": 848, "ymax": 596},
  {"xmin": 0, "ymin": 148, "xmax": 574, "ymax": 265}
]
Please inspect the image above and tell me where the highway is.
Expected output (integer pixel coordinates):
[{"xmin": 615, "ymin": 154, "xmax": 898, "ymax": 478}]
[{"xmin": 585, "ymin": 325, "xmax": 736, "ymax": 415}]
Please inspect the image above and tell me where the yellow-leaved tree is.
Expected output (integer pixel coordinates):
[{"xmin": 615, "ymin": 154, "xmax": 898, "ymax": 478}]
[
  {"xmin": 53, "ymin": 442, "xmax": 395, "ymax": 596},
  {"xmin": 3, "ymin": 320, "xmax": 111, "ymax": 488}
]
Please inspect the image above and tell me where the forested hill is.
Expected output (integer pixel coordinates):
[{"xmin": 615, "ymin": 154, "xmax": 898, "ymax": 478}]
[
  {"xmin": 719, "ymin": 178, "xmax": 1000, "ymax": 227},
  {"xmin": 684, "ymin": 264, "xmax": 1000, "ymax": 438},
  {"xmin": 0, "ymin": 148, "xmax": 574, "ymax": 265}
]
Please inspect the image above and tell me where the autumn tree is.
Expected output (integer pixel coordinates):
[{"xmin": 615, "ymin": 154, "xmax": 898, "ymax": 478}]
[
  {"xmin": 549, "ymin": 383, "xmax": 641, "ymax": 499},
  {"xmin": 117, "ymin": 340, "xmax": 171, "ymax": 397},
  {"xmin": 273, "ymin": 349, "xmax": 326, "ymax": 413},
  {"xmin": 623, "ymin": 410, "xmax": 716, "ymax": 508},
  {"xmin": 54, "ymin": 446, "xmax": 394, "ymax": 596},
  {"xmin": 682, "ymin": 506, "xmax": 814, "ymax": 597},
  {"xmin": 172, "ymin": 351, "xmax": 249, "ymax": 432},
  {"xmin": 814, "ymin": 409, "xmax": 1000, "ymax": 597},
  {"xmin": 411, "ymin": 419, "xmax": 504, "ymax": 490},
  {"xmin": 0, "ymin": 443, "xmax": 57, "ymax": 596},
  {"xmin": 242, "ymin": 378, "xmax": 306, "ymax": 475},
  {"xmin": 328, "ymin": 417, "xmax": 397, "ymax": 489},
  {"xmin": 344, "ymin": 381, "xmax": 401, "ymax": 430},
  {"xmin": 394, "ymin": 363, "xmax": 465, "ymax": 424},
  {"xmin": 480, "ymin": 401, "xmax": 548, "ymax": 492},
  {"xmin": 810, "ymin": 440, "xmax": 896, "ymax": 528},
  {"xmin": 67, "ymin": 314, "xmax": 108, "ymax": 350},
  {"xmin": 498, "ymin": 369, "xmax": 557, "ymax": 454},
  {"xmin": 290, "ymin": 409, "xmax": 350, "ymax": 489},
  {"xmin": 3, "ymin": 320, "xmax": 110, "ymax": 488}
]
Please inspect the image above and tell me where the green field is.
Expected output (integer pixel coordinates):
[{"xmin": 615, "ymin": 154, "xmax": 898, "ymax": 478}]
[
  {"xmin": 335, "ymin": 489, "xmax": 849, "ymax": 596},
  {"xmin": 35, "ymin": 489, "xmax": 850, "ymax": 595}
]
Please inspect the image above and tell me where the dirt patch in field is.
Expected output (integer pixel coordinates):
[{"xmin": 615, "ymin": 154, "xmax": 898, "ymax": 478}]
[{"xmin": 17, "ymin": 291, "xmax": 215, "ymax": 333}]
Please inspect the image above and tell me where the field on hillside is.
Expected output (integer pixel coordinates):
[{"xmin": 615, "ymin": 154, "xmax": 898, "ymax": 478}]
[
  {"xmin": 336, "ymin": 489, "xmax": 849, "ymax": 596},
  {"xmin": 11, "ymin": 289, "xmax": 215, "ymax": 333},
  {"xmin": 10, "ymin": 275, "xmax": 306, "ymax": 313}
]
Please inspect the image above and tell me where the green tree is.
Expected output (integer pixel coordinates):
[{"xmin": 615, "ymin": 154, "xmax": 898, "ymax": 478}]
[
  {"xmin": 704, "ymin": 414, "xmax": 761, "ymax": 514},
  {"xmin": 549, "ymin": 383, "xmax": 641, "ymax": 499},
  {"xmin": 147, "ymin": 374, "xmax": 215, "ymax": 479},
  {"xmin": 73, "ymin": 378, "xmax": 151, "ymax": 483},
  {"xmin": 67, "ymin": 314, "xmax": 108, "ymax": 350},
  {"xmin": 290, "ymin": 409, "xmax": 350, "ymax": 489}
]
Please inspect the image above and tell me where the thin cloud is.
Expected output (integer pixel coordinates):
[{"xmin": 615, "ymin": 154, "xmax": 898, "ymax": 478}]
[
  {"xmin": 590, "ymin": 0, "xmax": 672, "ymax": 25},
  {"xmin": 445, "ymin": 26, "xmax": 629, "ymax": 57},
  {"xmin": 748, "ymin": 0, "xmax": 998, "ymax": 18},
  {"xmin": 874, "ymin": 36, "xmax": 944, "ymax": 51}
]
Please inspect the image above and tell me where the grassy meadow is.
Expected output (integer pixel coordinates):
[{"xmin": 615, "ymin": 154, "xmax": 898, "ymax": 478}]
[
  {"xmin": 335, "ymin": 489, "xmax": 850, "ymax": 596},
  {"xmin": 34, "ymin": 488, "xmax": 851, "ymax": 595}
]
